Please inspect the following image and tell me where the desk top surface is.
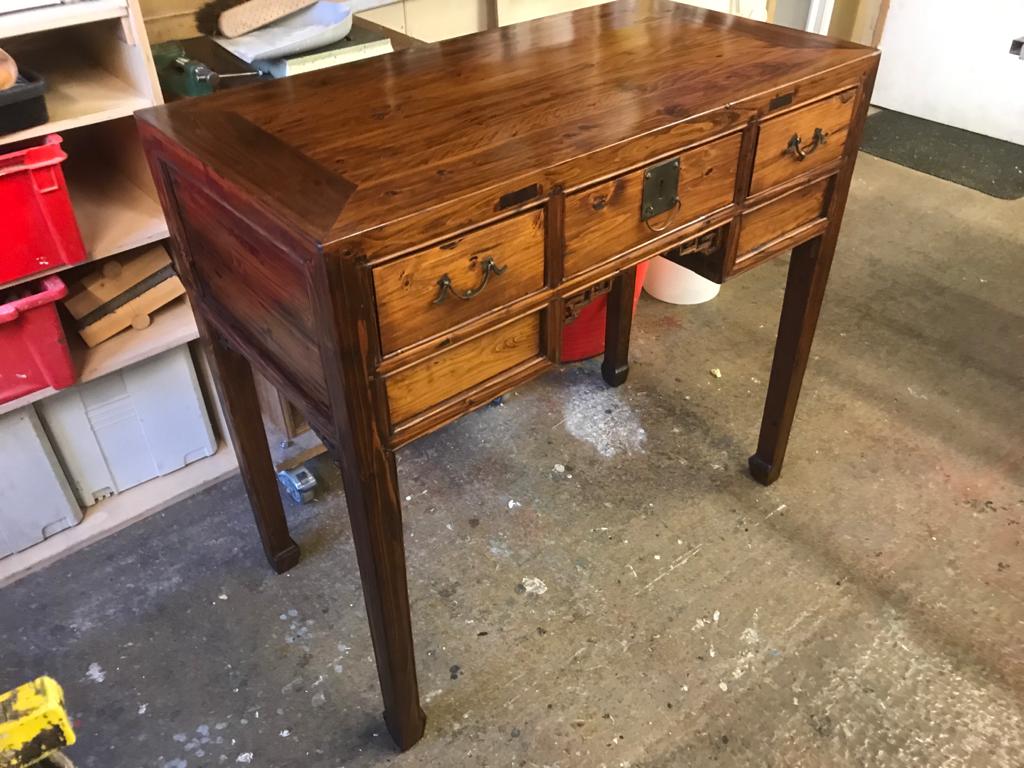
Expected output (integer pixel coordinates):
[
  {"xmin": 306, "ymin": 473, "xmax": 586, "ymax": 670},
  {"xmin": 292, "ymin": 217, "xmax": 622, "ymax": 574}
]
[{"xmin": 138, "ymin": 0, "xmax": 875, "ymax": 245}]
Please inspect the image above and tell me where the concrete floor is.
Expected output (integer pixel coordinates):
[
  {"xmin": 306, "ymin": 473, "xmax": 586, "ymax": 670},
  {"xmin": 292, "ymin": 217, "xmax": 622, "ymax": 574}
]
[{"xmin": 2, "ymin": 153, "xmax": 1022, "ymax": 768}]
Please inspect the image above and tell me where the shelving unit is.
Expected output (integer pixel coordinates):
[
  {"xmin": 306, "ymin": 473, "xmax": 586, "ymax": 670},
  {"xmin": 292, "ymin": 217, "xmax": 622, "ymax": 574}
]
[
  {"xmin": 0, "ymin": 280, "xmax": 199, "ymax": 418},
  {"xmin": 68, "ymin": 164, "xmax": 169, "ymax": 259},
  {"xmin": 0, "ymin": 0, "xmax": 235, "ymax": 580}
]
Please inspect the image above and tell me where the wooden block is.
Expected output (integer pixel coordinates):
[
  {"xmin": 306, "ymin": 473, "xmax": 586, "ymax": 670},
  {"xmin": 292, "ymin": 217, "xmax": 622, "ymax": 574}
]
[{"xmin": 66, "ymin": 244, "xmax": 187, "ymax": 347}]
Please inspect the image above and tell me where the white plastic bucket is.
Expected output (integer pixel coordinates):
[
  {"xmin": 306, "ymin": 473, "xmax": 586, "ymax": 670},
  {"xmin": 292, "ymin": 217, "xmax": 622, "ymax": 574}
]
[{"xmin": 642, "ymin": 256, "xmax": 721, "ymax": 305}]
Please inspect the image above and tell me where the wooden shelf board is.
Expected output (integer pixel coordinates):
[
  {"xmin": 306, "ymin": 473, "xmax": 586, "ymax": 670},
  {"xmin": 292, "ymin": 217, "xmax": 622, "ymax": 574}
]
[
  {"xmin": 0, "ymin": 0, "xmax": 127, "ymax": 39},
  {"xmin": 0, "ymin": 289, "xmax": 199, "ymax": 417},
  {"xmin": 0, "ymin": 440, "xmax": 238, "ymax": 588},
  {"xmin": 0, "ymin": 49, "xmax": 151, "ymax": 146},
  {"xmin": 69, "ymin": 167, "xmax": 169, "ymax": 261}
]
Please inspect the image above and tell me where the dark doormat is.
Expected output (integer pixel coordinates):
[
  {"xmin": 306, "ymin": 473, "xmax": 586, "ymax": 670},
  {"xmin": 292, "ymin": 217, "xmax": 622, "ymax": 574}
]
[{"xmin": 861, "ymin": 109, "xmax": 1024, "ymax": 199}]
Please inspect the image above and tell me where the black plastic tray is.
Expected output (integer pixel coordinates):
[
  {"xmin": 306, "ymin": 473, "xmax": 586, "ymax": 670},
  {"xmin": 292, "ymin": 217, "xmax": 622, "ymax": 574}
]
[{"xmin": 0, "ymin": 69, "xmax": 48, "ymax": 136}]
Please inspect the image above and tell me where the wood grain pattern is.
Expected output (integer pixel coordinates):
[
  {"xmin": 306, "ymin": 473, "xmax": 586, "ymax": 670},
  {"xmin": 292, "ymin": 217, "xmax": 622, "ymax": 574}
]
[
  {"xmin": 137, "ymin": 0, "xmax": 875, "ymax": 247},
  {"xmin": 170, "ymin": 171, "xmax": 330, "ymax": 409},
  {"xmin": 563, "ymin": 132, "xmax": 742, "ymax": 277},
  {"xmin": 138, "ymin": 2, "xmax": 880, "ymax": 751},
  {"xmin": 373, "ymin": 210, "xmax": 545, "ymax": 355},
  {"xmin": 749, "ymin": 88, "xmax": 857, "ymax": 195},
  {"xmin": 736, "ymin": 176, "xmax": 831, "ymax": 260},
  {"xmin": 385, "ymin": 312, "xmax": 542, "ymax": 425}
]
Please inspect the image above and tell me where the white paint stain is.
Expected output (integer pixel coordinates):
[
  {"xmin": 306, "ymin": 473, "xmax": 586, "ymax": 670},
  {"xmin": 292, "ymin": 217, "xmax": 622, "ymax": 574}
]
[
  {"xmin": 86, "ymin": 662, "xmax": 106, "ymax": 683},
  {"xmin": 740, "ymin": 627, "xmax": 760, "ymax": 645},
  {"xmin": 521, "ymin": 576, "xmax": 547, "ymax": 595},
  {"xmin": 236, "ymin": 753, "xmax": 253, "ymax": 764},
  {"xmin": 719, "ymin": 682, "xmax": 729, "ymax": 692},
  {"xmin": 712, "ymin": 610, "xmax": 721, "ymax": 623},
  {"xmin": 507, "ymin": 499, "xmax": 522, "ymax": 510},
  {"xmin": 563, "ymin": 379, "xmax": 646, "ymax": 458},
  {"xmin": 553, "ymin": 463, "xmax": 565, "ymax": 473},
  {"xmin": 138, "ymin": 703, "xmax": 148, "ymax": 715}
]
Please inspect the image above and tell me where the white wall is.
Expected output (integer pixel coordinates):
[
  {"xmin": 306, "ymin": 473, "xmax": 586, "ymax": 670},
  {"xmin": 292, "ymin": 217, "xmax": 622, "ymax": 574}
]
[{"xmin": 872, "ymin": 0, "xmax": 1024, "ymax": 144}]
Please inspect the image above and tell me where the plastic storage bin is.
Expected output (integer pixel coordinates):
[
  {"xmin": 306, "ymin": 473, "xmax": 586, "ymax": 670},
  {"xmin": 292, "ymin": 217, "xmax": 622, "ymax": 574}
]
[
  {"xmin": 0, "ymin": 274, "xmax": 75, "ymax": 405},
  {"xmin": 0, "ymin": 406, "xmax": 82, "ymax": 559},
  {"xmin": 0, "ymin": 134, "xmax": 87, "ymax": 284},
  {"xmin": 562, "ymin": 261, "xmax": 650, "ymax": 363},
  {"xmin": 38, "ymin": 345, "xmax": 217, "ymax": 507}
]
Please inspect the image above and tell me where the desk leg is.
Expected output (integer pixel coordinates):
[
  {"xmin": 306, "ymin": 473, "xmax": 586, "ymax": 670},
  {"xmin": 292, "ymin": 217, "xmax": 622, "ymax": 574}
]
[
  {"xmin": 334, "ymin": 444, "xmax": 426, "ymax": 750},
  {"xmin": 207, "ymin": 331, "xmax": 300, "ymax": 573},
  {"xmin": 602, "ymin": 265, "xmax": 638, "ymax": 387},
  {"xmin": 749, "ymin": 235, "xmax": 833, "ymax": 485}
]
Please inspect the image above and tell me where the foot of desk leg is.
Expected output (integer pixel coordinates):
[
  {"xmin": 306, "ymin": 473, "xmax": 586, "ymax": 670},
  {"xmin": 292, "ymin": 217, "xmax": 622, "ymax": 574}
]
[
  {"xmin": 750, "ymin": 235, "xmax": 834, "ymax": 484},
  {"xmin": 747, "ymin": 454, "xmax": 779, "ymax": 486},
  {"xmin": 601, "ymin": 265, "xmax": 638, "ymax": 387},
  {"xmin": 206, "ymin": 331, "xmax": 300, "ymax": 573},
  {"xmin": 335, "ymin": 445, "xmax": 426, "ymax": 751}
]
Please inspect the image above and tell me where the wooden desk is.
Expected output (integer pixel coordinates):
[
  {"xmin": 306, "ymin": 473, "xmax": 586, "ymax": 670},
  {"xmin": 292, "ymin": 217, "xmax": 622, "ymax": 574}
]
[{"xmin": 137, "ymin": 2, "xmax": 878, "ymax": 750}]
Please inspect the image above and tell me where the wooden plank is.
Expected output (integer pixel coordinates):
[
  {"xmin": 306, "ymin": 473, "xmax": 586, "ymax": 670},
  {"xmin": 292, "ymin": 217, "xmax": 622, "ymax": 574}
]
[{"xmin": 0, "ymin": 0, "xmax": 126, "ymax": 38}]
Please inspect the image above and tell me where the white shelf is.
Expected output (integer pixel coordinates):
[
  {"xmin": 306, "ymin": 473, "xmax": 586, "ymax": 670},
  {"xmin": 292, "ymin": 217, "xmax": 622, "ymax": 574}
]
[
  {"xmin": 69, "ymin": 166, "xmax": 169, "ymax": 260},
  {"xmin": 0, "ymin": 47, "xmax": 151, "ymax": 146},
  {"xmin": 0, "ymin": 289, "xmax": 199, "ymax": 417},
  {"xmin": 0, "ymin": 0, "xmax": 127, "ymax": 39},
  {"xmin": 0, "ymin": 440, "xmax": 238, "ymax": 587}
]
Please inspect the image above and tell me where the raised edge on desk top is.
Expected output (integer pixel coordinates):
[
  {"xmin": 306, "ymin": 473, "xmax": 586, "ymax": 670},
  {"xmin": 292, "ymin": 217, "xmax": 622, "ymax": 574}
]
[{"xmin": 136, "ymin": 0, "xmax": 877, "ymax": 248}]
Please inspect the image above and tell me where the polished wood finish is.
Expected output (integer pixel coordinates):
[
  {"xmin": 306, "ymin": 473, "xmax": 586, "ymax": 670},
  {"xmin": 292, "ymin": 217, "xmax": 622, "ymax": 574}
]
[
  {"xmin": 373, "ymin": 210, "xmax": 545, "ymax": 355},
  {"xmin": 749, "ymin": 88, "xmax": 857, "ymax": 196},
  {"xmin": 601, "ymin": 266, "xmax": 637, "ymax": 387},
  {"xmin": 736, "ymin": 176, "xmax": 831, "ymax": 262},
  {"xmin": 205, "ymin": 329, "xmax": 300, "ymax": 573},
  {"xmin": 563, "ymin": 132, "xmax": 741, "ymax": 276},
  {"xmin": 384, "ymin": 311, "xmax": 542, "ymax": 425},
  {"xmin": 138, "ymin": 0, "xmax": 878, "ymax": 750}
]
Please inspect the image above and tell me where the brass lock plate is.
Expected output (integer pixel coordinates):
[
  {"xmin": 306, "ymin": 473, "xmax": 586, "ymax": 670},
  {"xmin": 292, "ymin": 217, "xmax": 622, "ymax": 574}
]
[{"xmin": 641, "ymin": 157, "xmax": 680, "ymax": 221}]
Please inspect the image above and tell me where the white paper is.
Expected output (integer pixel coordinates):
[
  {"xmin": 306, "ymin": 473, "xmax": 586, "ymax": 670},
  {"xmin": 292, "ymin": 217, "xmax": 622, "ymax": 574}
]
[{"xmin": 214, "ymin": 1, "xmax": 353, "ymax": 64}]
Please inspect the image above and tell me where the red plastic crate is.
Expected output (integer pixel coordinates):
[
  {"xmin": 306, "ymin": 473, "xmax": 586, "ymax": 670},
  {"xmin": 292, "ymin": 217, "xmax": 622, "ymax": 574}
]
[
  {"xmin": 0, "ymin": 134, "xmax": 86, "ymax": 284},
  {"xmin": 0, "ymin": 275, "xmax": 75, "ymax": 405},
  {"xmin": 562, "ymin": 260, "xmax": 650, "ymax": 363}
]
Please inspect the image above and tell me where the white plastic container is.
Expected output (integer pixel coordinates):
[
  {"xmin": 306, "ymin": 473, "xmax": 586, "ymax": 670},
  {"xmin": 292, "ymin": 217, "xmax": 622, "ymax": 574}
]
[
  {"xmin": 0, "ymin": 406, "xmax": 81, "ymax": 558},
  {"xmin": 643, "ymin": 256, "xmax": 722, "ymax": 305},
  {"xmin": 39, "ymin": 345, "xmax": 217, "ymax": 507}
]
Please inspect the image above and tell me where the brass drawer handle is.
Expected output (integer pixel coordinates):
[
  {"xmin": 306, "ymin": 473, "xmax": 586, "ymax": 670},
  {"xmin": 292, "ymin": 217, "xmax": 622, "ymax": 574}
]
[
  {"xmin": 785, "ymin": 127, "xmax": 829, "ymax": 161},
  {"xmin": 432, "ymin": 256, "xmax": 507, "ymax": 304}
]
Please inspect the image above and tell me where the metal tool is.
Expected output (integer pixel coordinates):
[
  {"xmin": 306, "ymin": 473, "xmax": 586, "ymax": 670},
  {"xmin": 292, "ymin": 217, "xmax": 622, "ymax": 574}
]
[
  {"xmin": 277, "ymin": 466, "xmax": 317, "ymax": 504},
  {"xmin": 152, "ymin": 42, "xmax": 266, "ymax": 98}
]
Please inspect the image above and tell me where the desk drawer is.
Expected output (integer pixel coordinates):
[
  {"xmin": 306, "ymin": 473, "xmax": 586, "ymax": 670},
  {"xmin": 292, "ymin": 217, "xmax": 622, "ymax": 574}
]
[
  {"xmin": 749, "ymin": 89, "xmax": 856, "ymax": 196},
  {"xmin": 385, "ymin": 312, "xmax": 543, "ymax": 426},
  {"xmin": 735, "ymin": 176, "xmax": 830, "ymax": 271},
  {"xmin": 563, "ymin": 132, "xmax": 741, "ymax": 277},
  {"xmin": 373, "ymin": 210, "xmax": 545, "ymax": 355}
]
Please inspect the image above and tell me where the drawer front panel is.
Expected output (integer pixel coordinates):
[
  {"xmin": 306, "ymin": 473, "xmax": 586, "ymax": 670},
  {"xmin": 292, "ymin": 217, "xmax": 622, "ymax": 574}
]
[
  {"xmin": 374, "ymin": 210, "xmax": 545, "ymax": 355},
  {"xmin": 385, "ymin": 312, "xmax": 542, "ymax": 425},
  {"xmin": 736, "ymin": 177, "xmax": 830, "ymax": 265},
  {"xmin": 749, "ymin": 89, "xmax": 857, "ymax": 196},
  {"xmin": 563, "ymin": 132, "xmax": 741, "ymax": 277}
]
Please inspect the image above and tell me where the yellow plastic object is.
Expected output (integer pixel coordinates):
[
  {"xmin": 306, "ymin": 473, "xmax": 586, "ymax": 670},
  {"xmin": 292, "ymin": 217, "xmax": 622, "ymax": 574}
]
[{"xmin": 0, "ymin": 677, "xmax": 75, "ymax": 767}]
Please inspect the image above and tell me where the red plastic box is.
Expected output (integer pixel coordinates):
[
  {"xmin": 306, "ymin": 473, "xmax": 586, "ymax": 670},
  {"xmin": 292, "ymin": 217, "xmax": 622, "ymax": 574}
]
[
  {"xmin": 0, "ymin": 275, "xmax": 75, "ymax": 405},
  {"xmin": 562, "ymin": 261, "xmax": 650, "ymax": 363},
  {"xmin": 0, "ymin": 134, "xmax": 86, "ymax": 284}
]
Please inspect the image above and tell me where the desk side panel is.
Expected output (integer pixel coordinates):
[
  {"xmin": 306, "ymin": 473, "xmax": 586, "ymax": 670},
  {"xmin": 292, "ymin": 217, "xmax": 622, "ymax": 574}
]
[{"xmin": 139, "ymin": 127, "xmax": 331, "ymax": 428}]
